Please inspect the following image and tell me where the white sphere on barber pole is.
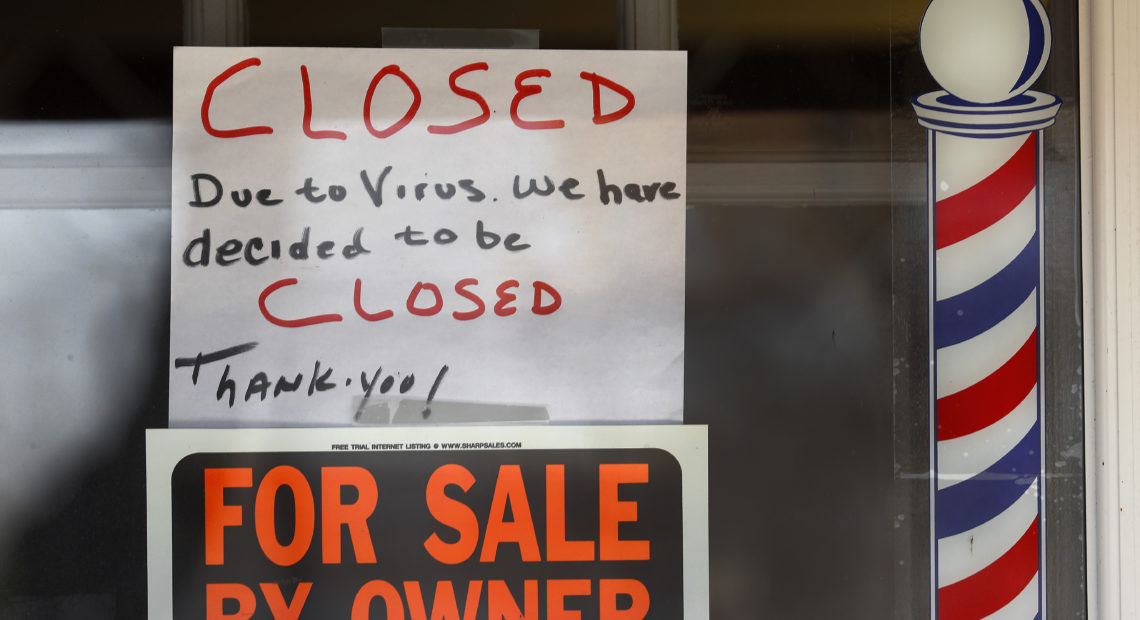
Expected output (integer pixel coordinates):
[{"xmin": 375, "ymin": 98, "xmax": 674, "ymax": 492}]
[{"xmin": 920, "ymin": 0, "xmax": 1051, "ymax": 104}]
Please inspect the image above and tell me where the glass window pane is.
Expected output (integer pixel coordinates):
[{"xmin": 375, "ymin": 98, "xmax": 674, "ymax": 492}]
[{"xmin": 0, "ymin": 1, "xmax": 1085, "ymax": 617}]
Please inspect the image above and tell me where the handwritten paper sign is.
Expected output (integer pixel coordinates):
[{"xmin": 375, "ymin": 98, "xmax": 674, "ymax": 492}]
[{"xmin": 169, "ymin": 48, "xmax": 686, "ymax": 426}]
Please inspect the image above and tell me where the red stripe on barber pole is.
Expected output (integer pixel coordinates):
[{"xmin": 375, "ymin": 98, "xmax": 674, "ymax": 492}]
[
  {"xmin": 937, "ymin": 328, "xmax": 1038, "ymax": 441},
  {"xmin": 935, "ymin": 133, "xmax": 1036, "ymax": 250},
  {"xmin": 938, "ymin": 518, "xmax": 1039, "ymax": 619}
]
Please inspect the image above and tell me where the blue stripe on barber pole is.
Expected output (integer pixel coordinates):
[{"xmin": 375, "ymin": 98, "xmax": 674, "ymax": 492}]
[
  {"xmin": 933, "ymin": 233, "xmax": 1038, "ymax": 349},
  {"xmin": 935, "ymin": 423, "xmax": 1040, "ymax": 538}
]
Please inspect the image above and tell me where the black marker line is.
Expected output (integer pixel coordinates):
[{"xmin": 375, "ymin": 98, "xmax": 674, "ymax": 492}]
[
  {"xmin": 174, "ymin": 342, "xmax": 258, "ymax": 384},
  {"xmin": 354, "ymin": 367, "xmax": 384, "ymax": 422},
  {"xmin": 422, "ymin": 365, "xmax": 449, "ymax": 418}
]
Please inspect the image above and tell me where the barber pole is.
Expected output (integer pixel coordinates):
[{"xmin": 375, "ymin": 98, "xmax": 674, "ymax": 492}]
[{"xmin": 912, "ymin": 0, "xmax": 1060, "ymax": 618}]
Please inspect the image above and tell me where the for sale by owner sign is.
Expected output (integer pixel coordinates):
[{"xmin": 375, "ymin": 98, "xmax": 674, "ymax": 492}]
[{"xmin": 146, "ymin": 426, "xmax": 708, "ymax": 619}]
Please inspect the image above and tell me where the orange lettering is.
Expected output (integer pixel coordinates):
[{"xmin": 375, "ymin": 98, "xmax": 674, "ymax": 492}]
[
  {"xmin": 204, "ymin": 468, "xmax": 252, "ymax": 565},
  {"xmin": 404, "ymin": 580, "xmax": 482, "ymax": 620},
  {"xmin": 599, "ymin": 464, "xmax": 649, "ymax": 561},
  {"xmin": 488, "ymin": 580, "xmax": 538, "ymax": 620},
  {"xmin": 424, "ymin": 464, "xmax": 480, "ymax": 564},
  {"xmin": 546, "ymin": 465, "xmax": 594, "ymax": 561},
  {"xmin": 480, "ymin": 465, "xmax": 540, "ymax": 562},
  {"xmin": 547, "ymin": 579, "xmax": 590, "ymax": 620},
  {"xmin": 599, "ymin": 579, "xmax": 650, "ymax": 620},
  {"xmin": 352, "ymin": 580, "xmax": 405, "ymax": 620},
  {"xmin": 206, "ymin": 583, "xmax": 256, "ymax": 620},
  {"xmin": 260, "ymin": 582, "xmax": 313, "ymax": 620},
  {"xmin": 322, "ymin": 466, "xmax": 378, "ymax": 564},
  {"xmin": 255, "ymin": 466, "xmax": 315, "ymax": 566}
]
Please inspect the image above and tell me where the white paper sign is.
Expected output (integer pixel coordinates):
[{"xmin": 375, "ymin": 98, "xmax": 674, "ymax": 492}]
[{"xmin": 170, "ymin": 47, "xmax": 686, "ymax": 426}]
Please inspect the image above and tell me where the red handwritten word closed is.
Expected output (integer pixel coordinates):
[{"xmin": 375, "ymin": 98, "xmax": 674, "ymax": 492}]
[
  {"xmin": 200, "ymin": 58, "xmax": 637, "ymax": 139},
  {"xmin": 258, "ymin": 278, "xmax": 562, "ymax": 328}
]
